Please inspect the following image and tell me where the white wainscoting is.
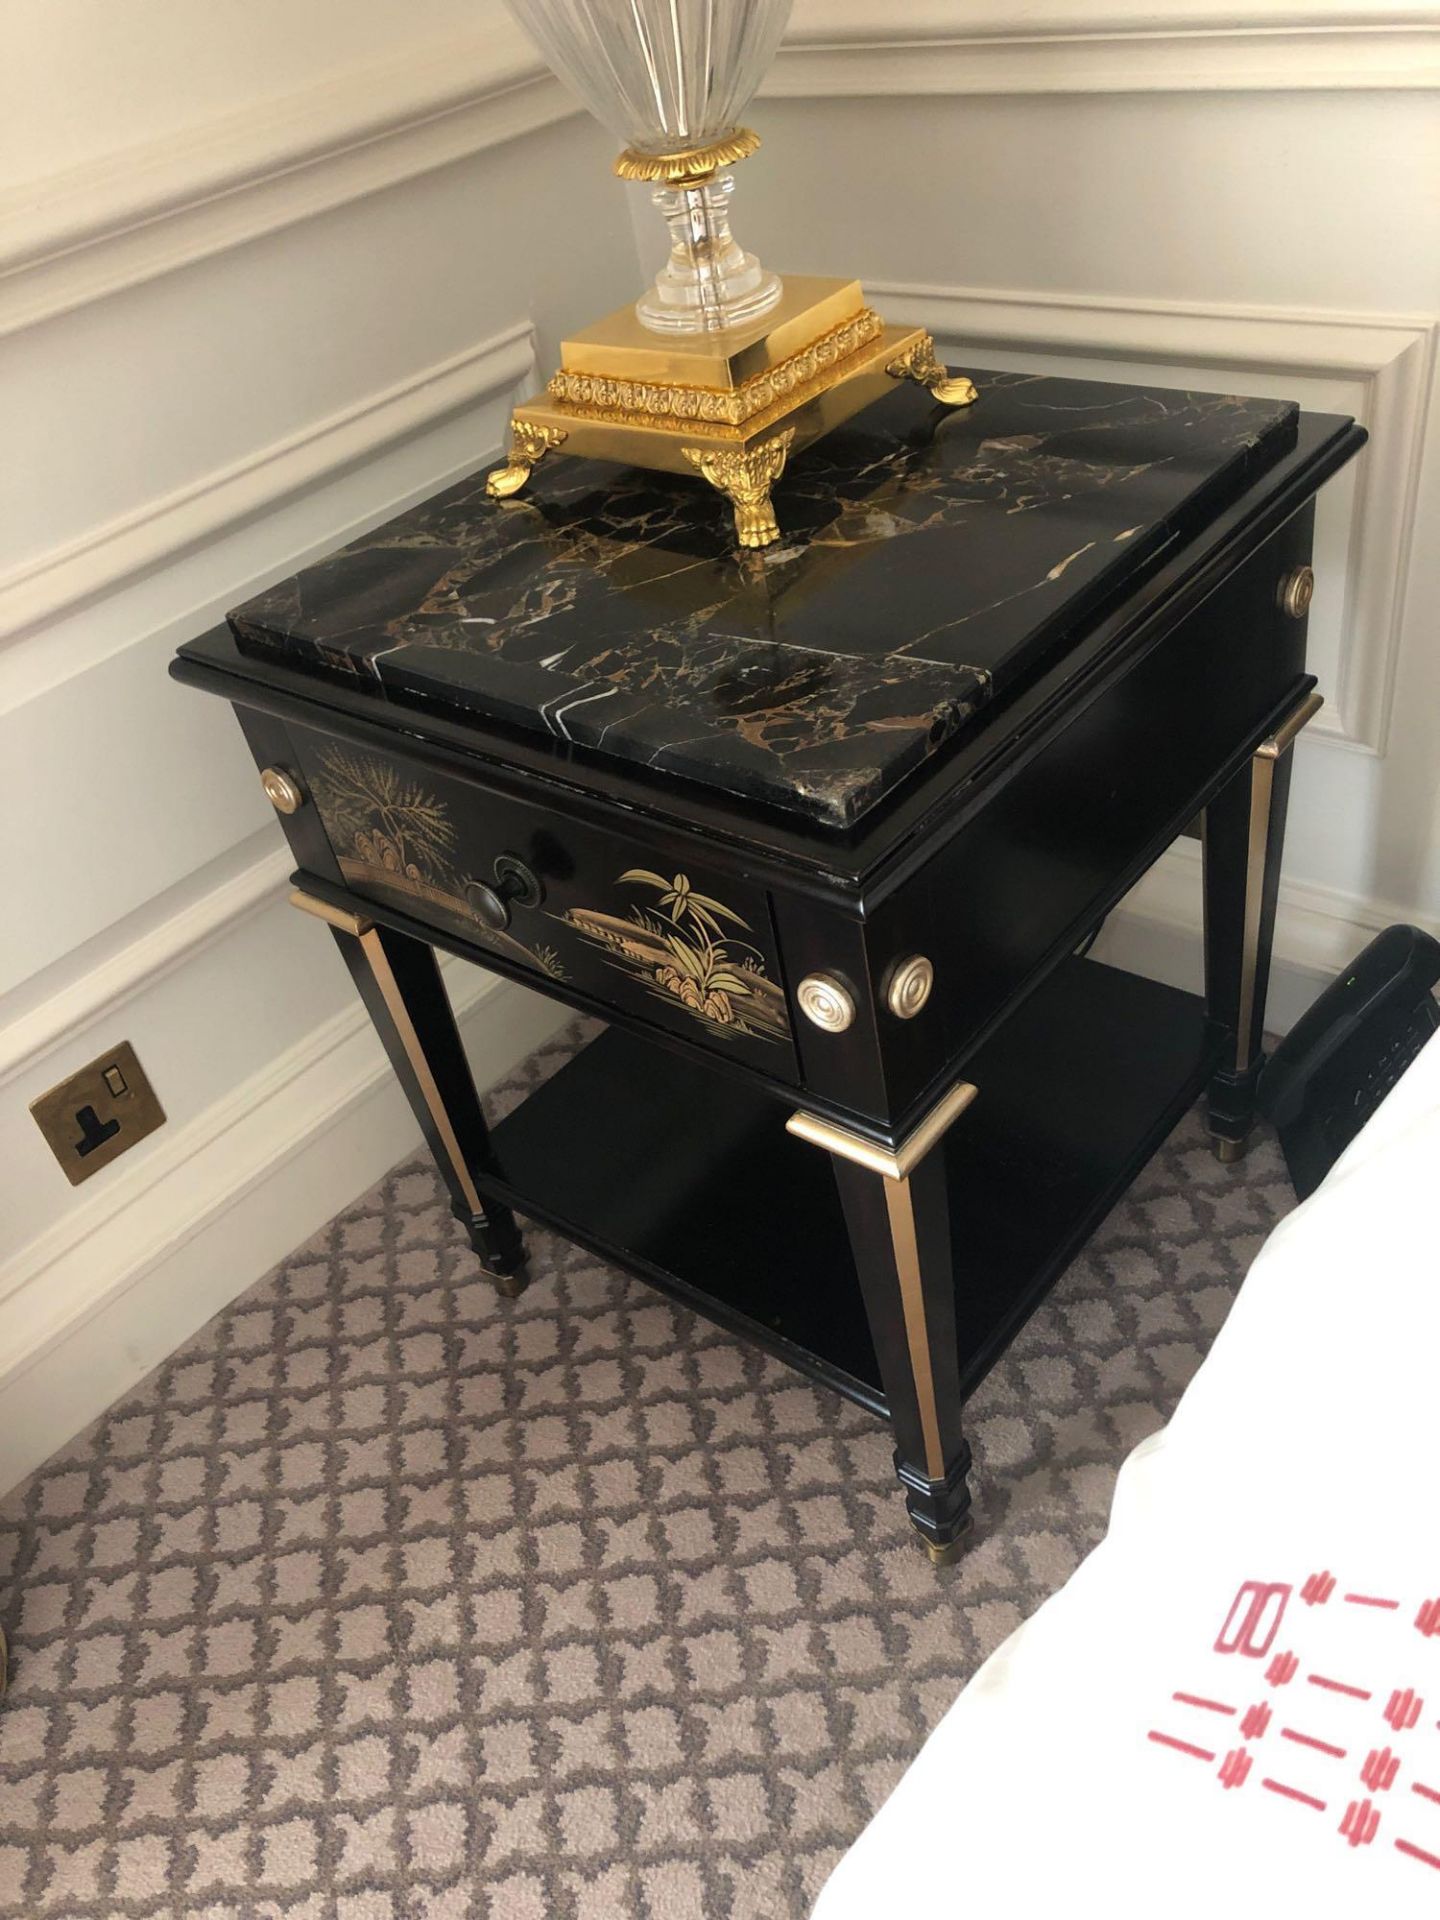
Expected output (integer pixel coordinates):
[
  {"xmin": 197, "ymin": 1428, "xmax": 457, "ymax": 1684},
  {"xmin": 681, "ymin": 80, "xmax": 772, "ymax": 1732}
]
[
  {"xmin": 0, "ymin": 953, "xmax": 568, "ymax": 1496},
  {"xmin": 869, "ymin": 282, "xmax": 1437, "ymax": 756},
  {"xmin": 0, "ymin": 320, "xmax": 536, "ymax": 646},
  {"xmin": 5, "ymin": 3, "xmax": 1434, "ymax": 341},
  {"xmin": 777, "ymin": 0, "xmax": 1440, "ymax": 95},
  {"xmin": 863, "ymin": 277, "xmax": 1440, "ymax": 1016},
  {"xmin": 0, "ymin": 23, "xmax": 569, "ymax": 338}
]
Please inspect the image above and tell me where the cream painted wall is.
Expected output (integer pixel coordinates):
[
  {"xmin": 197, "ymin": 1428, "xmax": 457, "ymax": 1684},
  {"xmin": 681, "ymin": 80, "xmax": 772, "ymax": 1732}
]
[{"xmin": 2, "ymin": 0, "xmax": 1437, "ymax": 1491}]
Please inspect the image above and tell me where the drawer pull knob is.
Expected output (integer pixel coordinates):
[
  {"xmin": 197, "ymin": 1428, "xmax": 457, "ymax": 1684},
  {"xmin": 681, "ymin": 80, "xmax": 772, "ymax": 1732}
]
[
  {"xmin": 1278, "ymin": 565, "xmax": 1315, "ymax": 620},
  {"xmin": 886, "ymin": 955, "xmax": 935, "ymax": 1020},
  {"xmin": 797, "ymin": 973, "xmax": 856, "ymax": 1034},
  {"xmin": 260, "ymin": 766, "xmax": 305, "ymax": 815},
  {"xmin": 466, "ymin": 854, "xmax": 543, "ymax": 933}
]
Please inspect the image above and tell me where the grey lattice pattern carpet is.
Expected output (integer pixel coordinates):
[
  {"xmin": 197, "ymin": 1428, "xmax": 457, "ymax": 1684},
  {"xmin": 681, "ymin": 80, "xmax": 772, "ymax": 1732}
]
[{"xmin": 0, "ymin": 1018, "xmax": 1292, "ymax": 1919}]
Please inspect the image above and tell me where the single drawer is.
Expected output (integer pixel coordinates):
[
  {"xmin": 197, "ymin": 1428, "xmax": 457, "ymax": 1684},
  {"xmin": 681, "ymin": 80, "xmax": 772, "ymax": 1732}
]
[{"xmin": 287, "ymin": 725, "xmax": 798, "ymax": 1077}]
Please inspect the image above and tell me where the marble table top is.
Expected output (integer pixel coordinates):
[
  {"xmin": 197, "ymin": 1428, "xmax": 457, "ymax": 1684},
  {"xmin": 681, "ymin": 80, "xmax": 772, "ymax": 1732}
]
[{"xmin": 228, "ymin": 372, "xmax": 1297, "ymax": 829}]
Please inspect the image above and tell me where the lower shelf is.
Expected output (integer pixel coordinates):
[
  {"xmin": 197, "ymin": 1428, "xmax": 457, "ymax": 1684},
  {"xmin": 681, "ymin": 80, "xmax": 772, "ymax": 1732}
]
[{"xmin": 481, "ymin": 957, "xmax": 1221, "ymax": 1418}]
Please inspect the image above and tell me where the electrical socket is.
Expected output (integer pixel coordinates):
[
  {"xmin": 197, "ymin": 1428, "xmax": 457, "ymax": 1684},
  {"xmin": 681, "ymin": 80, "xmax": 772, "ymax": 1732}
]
[{"xmin": 29, "ymin": 1042, "xmax": 165, "ymax": 1186}]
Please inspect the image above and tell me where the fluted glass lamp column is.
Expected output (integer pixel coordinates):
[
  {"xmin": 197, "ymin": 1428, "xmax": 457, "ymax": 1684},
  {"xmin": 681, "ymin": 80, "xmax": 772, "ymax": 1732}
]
[{"xmin": 487, "ymin": 0, "xmax": 979, "ymax": 547}]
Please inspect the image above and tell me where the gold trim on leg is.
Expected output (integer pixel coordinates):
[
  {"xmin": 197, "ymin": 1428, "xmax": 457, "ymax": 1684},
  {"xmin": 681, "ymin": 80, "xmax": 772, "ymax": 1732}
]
[
  {"xmin": 785, "ymin": 1077, "xmax": 977, "ymax": 1181},
  {"xmin": 290, "ymin": 890, "xmax": 483, "ymax": 1216},
  {"xmin": 788, "ymin": 1075, "xmax": 978, "ymax": 1543},
  {"xmin": 1234, "ymin": 690, "xmax": 1324, "ymax": 1073},
  {"xmin": 1208, "ymin": 689, "xmax": 1323, "ymax": 1164},
  {"xmin": 881, "ymin": 1175, "xmax": 945, "ymax": 1479}
]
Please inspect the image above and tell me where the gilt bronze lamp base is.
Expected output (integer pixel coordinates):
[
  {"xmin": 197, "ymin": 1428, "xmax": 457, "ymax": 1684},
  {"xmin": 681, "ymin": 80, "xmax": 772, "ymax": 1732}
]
[{"xmin": 486, "ymin": 275, "xmax": 978, "ymax": 549}]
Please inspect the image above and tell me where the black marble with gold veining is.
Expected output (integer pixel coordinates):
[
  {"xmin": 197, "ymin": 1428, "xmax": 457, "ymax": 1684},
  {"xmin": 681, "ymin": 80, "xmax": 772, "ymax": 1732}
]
[{"xmin": 228, "ymin": 372, "xmax": 1297, "ymax": 828}]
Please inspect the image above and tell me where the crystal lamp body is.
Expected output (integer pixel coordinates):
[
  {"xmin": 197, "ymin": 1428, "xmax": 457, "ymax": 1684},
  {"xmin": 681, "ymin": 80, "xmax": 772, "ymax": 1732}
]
[{"xmin": 506, "ymin": 0, "xmax": 791, "ymax": 336}]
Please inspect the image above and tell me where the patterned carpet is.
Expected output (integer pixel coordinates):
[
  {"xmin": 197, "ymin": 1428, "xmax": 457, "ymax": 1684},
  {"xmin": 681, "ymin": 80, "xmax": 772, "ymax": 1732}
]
[{"xmin": 0, "ymin": 1017, "xmax": 1293, "ymax": 1920}]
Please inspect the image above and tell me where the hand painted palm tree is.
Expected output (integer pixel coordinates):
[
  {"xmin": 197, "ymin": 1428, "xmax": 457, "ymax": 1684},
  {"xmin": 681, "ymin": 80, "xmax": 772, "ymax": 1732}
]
[
  {"xmin": 618, "ymin": 868, "xmax": 770, "ymax": 1028},
  {"xmin": 313, "ymin": 748, "xmax": 458, "ymax": 885}
]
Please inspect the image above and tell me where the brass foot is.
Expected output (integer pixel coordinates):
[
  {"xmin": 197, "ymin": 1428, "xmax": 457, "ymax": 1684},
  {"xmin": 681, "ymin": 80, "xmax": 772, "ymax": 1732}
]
[
  {"xmin": 1211, "ymin": 1133, "xmax": 1252, "ymax": 1165},
  {"xmin": 487, "ymin": 1266, "xmax": 529, "ymax": 1300},
  {"xmin": 887, "ymin": 333, "xmax": 978, "ymax": 409},
  {"xmin": 682, "ymin": 428, "xmax": 795, "ymax": 550},
  {"xmin": 920, "ymin": 1517, "xmax": 973, "ymax": 1566},
  {"xmin": 486, "ymin": 420, "xmax": 568, "ymax": 500}
]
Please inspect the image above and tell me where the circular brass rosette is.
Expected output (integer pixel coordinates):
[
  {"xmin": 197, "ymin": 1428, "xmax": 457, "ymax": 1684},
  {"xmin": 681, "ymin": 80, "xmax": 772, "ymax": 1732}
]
[
  {"xmin": 614, "ymin": 127, "xmax": 761, "ymax": 186},
  {"xmin": 1278, "ymin": 565, "xmax": 1316, "ymax": 620},
  {"xmin": 260, "ymin": 767, "xmax": 305, "ymax": 815},
  {"xmin": 797, "ymin": 972, "xmax": 856, "ymax": 1033},
  {"xmin": 886, "ymin": 955, "xmax": 935, "ymax": 1020}
]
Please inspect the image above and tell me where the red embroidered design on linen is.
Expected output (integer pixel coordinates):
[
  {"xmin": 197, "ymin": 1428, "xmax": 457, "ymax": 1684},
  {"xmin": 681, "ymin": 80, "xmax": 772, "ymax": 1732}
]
[
  {"xmin": 1281, "ymin": 1728, "xmax": 1346, "ymax": 1760},
  {"xmin": 1216, "ymin": 1582, "xmax": 1291, "ymax": 1658},
  {"xmin": 1385, "ymin": 1689, "xmax": 1424, "ymax": 1732},
  {"xmin": 1149, "ymin": 1731, "xmax": 1216, "ymax": 1762},
  {"xmin": 1263, "ymin": 1778, "xmax": 1328, "ymax": 1812},
  {"xmin": 1308, "ymin": 1673, "xmax": 1372, "ymax": 1702},
  {"xmin": 1149, "ymin": 1569, "xmax": 1440, "ymax": 1865},
  {"xmin": 1174, "ymin": 1692, "xmax": 1236, "ymax": 1716},
  {"xmin": 1341, "ymin": 1799, "xmax": 1382, "ymax": 1848}
]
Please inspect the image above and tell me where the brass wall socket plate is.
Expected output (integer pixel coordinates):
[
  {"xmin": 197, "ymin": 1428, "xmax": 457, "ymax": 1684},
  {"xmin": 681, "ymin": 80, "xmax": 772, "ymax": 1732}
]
[{"xmin": 29, "ymin": 1041, "xmax": 165, "ymax": 1186}]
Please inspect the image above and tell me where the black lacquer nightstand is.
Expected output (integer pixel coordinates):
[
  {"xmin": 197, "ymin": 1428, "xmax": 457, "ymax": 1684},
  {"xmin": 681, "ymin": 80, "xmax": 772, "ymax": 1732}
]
[{"xmin": 174, "ymin": 371, "xmax": 1364, "ymax": 1561}]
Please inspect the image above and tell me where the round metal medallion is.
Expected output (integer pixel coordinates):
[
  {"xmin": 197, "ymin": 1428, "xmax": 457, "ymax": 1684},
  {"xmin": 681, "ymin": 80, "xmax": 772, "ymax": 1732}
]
[
  {"xmin": 260, "ymin": 766, "xmax": 305, "ymax": 815},
  {"xmin": 796, "ymin": 973, "xmax": 856, "ymax": 1034},
  {"xmin": 1278, "ymin": 565, "xmax": 1315, "ymax": 620},
  {"xmin": 886, "ymin": 954, "xmax": 935, "ymax": 1020}
]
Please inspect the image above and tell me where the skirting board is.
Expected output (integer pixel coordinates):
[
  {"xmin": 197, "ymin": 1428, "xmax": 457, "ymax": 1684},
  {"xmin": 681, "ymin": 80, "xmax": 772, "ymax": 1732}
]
[{"xmin": 0, "ymin": 966, "xmax": 570, "ymax": 1499}]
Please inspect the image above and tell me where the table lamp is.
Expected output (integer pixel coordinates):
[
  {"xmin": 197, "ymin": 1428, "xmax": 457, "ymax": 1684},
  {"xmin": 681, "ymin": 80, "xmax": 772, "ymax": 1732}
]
[{"xmin": 486, "ymin": 0, "xmax": 979, "ymax": 547}]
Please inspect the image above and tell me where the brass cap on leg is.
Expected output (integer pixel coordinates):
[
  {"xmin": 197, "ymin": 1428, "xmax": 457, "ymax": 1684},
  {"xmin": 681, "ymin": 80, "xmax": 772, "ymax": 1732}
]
[{"xmin": 1212, "ymin": 1134, "xmax": 1251, "ymax": 1165}]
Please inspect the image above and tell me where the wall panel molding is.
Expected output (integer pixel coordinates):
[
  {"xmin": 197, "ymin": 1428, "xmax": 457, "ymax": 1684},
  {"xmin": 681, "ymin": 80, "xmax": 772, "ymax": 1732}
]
[
  {"xmin": 0, "ymin": 838, "xmax": 289, "ymax": 1091},
  {"xmin": 0, "ymin": 23, "xmax": 568, "ymax": 338},
  {"xmin": 870, "ymin": 280, "xmax": 1437, "ymax": 754},
  {"xmin": 3, "ymin": 5, "xmax": 1434, "ymax": 339},
  {"xmin": 776, "ymin": 2, "xmax": 1440, "ymax": 97},
  {"xmin": 0, "ymin": 320, "xmax": 536, "ymax": 646},
  {"xmin": 0, "ymin": 960, "xmax": 570, "ymax": 1497}
]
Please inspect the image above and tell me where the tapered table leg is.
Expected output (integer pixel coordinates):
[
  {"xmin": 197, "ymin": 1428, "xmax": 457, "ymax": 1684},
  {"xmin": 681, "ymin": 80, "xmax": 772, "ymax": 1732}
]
[
  {"xmin": 1203, "ymin": 690, "xmax": 1323, "ymax": 1161},
  {"xmin": 292, "ymin": 892, "xmax": 527, "ymax": 1292},
  {"xmin": 788, "ymin": 1081, "xmax": 978, "ymax": 1562}
]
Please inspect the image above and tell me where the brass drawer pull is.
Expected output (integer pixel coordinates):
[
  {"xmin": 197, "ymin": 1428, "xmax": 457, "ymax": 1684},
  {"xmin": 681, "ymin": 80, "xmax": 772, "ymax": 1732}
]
[{"xmin": 465, "ymin": 854, "xmax": 544, "ymax": 932}]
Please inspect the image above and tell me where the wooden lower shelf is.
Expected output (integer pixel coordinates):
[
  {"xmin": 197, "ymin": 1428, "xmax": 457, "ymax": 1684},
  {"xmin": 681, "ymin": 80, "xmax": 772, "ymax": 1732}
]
[{"xmin": 480, "ymin": 957, "xmax": 1222, "ymax": 1418}]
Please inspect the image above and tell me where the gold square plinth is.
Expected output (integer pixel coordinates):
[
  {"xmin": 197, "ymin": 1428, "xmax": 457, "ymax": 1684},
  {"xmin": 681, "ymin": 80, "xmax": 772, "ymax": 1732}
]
[{"xmin": 485, "ymin": 276, "xmax": 977, "ymax": 549}]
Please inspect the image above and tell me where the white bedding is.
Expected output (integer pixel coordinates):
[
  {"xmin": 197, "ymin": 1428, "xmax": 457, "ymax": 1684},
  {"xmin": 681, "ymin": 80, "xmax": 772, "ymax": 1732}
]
[{"xmin": 815, "ymin": 1029, "xmax": 1440, "ymax": 1920}]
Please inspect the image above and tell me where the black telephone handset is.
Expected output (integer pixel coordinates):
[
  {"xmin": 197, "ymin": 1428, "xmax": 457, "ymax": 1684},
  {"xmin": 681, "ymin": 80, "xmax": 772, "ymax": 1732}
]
[{"xmin": 1257, "ymin": 924, "xmax": 1440, "ymax": 1200}]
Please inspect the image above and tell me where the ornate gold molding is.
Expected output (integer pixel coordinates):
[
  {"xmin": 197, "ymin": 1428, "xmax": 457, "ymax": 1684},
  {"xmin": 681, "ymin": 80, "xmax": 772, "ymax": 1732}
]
[
  {"xmin": 547, "ymin": 308, "xmax": 885, "ymax": 430},
  {"xmin": 613, "ymin": 128, "xmax": 761, "ymax": 185},
  {"xmin": 485, "ymin": 420, "xmax": 568, "ymax": 499},
  {"xmin": 886, "ymin": 334, "xmax": 979, "ymax": 408},
  {"xmin": 682, "ymin": 429, "xmax": 795, "ymax": 549}
]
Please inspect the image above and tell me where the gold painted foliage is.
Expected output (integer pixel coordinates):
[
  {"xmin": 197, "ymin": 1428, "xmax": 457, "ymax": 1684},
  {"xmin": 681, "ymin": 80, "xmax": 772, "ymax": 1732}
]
[
  {"xmin": 313, "ymin": 748, "xmax": 459, "ymax": 885},
  {"xmin": 619, "ymin": 869, "xmax": 767, "ymax": 1030}
]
